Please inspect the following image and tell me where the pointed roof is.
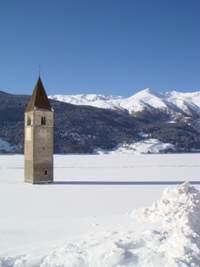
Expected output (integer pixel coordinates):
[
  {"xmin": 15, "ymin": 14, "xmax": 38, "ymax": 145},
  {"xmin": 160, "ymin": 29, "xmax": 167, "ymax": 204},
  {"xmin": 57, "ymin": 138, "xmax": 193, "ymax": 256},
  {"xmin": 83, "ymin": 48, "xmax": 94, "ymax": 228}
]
[{"xmin": 25, "ymin": 77, "xmax": 52, "ymax": 112}]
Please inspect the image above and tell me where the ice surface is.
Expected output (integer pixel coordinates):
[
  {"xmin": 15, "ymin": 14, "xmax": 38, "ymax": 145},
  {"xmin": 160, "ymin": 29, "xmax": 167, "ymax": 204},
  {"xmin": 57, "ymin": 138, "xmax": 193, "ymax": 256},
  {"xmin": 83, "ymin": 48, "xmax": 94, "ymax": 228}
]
[{"xmin": 0, "ymin": 154, "xmax": 200, "ymax": 266}]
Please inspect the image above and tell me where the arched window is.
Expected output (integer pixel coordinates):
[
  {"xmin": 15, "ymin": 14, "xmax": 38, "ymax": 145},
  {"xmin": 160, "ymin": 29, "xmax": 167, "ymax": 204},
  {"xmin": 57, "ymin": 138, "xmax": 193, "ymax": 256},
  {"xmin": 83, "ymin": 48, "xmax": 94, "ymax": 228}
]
[
  {"xmin": 44, "ymin": 170, "xmax": 48, "ymax": 176},
  {"xmin": 27, "ymin": 116, "xmax": 31, "ymax": 126},
  {"xmin": 41, "ymin": 117, "xmax": 46, "ymax": 125}
]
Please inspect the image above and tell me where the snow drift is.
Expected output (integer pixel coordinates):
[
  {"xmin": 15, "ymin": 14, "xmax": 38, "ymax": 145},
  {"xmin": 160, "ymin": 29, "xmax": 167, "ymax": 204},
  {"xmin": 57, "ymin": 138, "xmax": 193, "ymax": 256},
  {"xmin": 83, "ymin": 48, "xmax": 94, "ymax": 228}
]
[
  {"xmin": 131, "ymin": 182, "xmax": 200, "ymax": 266},
  {"xmin": 1, "ymin": 182, "xmax": 200, "ymax": 267}
]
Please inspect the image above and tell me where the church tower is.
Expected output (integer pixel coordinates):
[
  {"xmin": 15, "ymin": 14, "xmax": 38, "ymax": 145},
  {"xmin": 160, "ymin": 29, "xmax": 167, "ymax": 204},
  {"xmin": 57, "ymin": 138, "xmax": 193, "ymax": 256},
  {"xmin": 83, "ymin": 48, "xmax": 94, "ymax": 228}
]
[{"xmin": 24, "ymin": 76, "xmax": 54, "ymax": 184}]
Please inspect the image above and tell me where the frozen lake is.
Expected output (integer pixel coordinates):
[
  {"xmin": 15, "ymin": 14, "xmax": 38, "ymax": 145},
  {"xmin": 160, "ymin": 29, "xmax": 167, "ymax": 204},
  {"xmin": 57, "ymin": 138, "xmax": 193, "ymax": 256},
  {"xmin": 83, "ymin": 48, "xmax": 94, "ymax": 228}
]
[{"xmin": 0, "ymin": 153, "xmax": 200, "ymax": 266}]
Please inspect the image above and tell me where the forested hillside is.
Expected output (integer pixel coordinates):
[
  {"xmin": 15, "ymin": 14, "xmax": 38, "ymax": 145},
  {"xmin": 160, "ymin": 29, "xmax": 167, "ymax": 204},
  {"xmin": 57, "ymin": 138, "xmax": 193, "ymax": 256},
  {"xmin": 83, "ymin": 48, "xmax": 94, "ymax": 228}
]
[{"xmin": 0, "ymin": 91, "xmax": 200, "ymax": 153}]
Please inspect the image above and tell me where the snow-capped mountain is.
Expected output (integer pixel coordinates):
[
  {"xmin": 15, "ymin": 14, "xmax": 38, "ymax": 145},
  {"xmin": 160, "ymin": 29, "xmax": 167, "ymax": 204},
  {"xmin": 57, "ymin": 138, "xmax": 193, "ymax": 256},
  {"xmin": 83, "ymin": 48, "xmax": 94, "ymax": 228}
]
[
  {"xmin": 49, "ymin": 89, "xmax": 200, "ymax": 121},
  {"xmin": 49, "ymin": 94, "xmax": 124, "ymax": 110}
]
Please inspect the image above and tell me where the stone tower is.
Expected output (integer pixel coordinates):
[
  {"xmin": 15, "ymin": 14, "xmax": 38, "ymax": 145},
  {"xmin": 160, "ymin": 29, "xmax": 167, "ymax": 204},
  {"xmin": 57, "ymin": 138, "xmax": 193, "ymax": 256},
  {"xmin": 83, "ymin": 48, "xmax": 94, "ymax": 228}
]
[{"xmin": 24, "ymin": 76, "xmax": 54, "ymax": 184}]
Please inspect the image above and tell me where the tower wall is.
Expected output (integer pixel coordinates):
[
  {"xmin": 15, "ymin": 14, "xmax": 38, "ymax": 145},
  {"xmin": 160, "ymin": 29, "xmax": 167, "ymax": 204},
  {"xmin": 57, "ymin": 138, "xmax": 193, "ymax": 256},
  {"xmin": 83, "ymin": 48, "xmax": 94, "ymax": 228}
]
[{"xmin": 24, "ymin": 109, "xmax": 54, "ymax": 184}]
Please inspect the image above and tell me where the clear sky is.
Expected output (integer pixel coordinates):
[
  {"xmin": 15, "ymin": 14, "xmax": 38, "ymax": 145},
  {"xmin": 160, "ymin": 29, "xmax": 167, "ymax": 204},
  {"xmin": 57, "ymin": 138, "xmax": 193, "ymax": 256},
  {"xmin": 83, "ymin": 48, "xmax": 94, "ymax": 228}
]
[{"xmin": 0, "ymin": 0, "xmax": 199, "ymax": 97}]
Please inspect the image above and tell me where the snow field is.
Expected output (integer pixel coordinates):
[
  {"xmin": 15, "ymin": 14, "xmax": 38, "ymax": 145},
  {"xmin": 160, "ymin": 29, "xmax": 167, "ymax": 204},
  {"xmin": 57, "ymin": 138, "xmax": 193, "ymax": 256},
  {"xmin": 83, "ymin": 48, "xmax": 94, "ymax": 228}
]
[{"xmin": 0, "ymin": 154, "xmax": 200, "ymax": 266}]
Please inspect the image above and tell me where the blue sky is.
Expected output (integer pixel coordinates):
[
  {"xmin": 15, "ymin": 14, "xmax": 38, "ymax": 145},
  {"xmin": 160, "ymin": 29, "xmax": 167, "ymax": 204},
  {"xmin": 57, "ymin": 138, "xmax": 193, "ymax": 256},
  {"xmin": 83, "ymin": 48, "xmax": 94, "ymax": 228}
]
[{"xmin": 0, "ymin": 0, "xmax": 199, "ymax": 97}]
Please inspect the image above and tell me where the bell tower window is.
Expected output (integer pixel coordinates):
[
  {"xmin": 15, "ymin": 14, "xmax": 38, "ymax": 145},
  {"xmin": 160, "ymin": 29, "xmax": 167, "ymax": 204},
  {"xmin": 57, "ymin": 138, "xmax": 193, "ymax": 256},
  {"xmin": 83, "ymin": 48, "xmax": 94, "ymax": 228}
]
[
  {"xmin": 41, "ymin": 116, "xmax": 46, "ymax": 125},
  {"xmin": 27, "ymin": 116, "xmax": 31, "ymax": 126}
]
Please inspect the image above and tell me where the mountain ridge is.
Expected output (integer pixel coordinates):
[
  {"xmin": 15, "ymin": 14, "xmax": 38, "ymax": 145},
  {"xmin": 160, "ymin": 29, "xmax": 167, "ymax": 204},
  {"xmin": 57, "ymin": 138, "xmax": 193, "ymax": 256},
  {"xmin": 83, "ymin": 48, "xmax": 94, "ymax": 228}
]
[{"xmin": 49, "ymin": 89, "xmax": 200, "ymax": 122}]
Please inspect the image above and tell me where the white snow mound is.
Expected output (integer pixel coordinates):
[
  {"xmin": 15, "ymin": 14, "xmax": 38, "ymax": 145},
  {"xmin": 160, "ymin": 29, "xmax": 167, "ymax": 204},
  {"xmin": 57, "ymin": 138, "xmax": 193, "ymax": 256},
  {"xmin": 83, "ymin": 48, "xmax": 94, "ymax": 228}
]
[
  {"xmin": 133, "ymin": 181, "xmax": 200, "ymax": 232},
  {"xmin": 132, "ymin": 182, "xmax": 200, "ymax": 266}
]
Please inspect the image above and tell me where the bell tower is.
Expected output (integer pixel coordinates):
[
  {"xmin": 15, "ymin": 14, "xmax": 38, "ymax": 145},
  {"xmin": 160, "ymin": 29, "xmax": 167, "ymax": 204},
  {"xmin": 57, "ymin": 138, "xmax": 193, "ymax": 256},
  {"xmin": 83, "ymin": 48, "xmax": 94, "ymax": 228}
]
[{"xmin": 24, "ymin": 76, "xmax": 54, "ymax": 184}]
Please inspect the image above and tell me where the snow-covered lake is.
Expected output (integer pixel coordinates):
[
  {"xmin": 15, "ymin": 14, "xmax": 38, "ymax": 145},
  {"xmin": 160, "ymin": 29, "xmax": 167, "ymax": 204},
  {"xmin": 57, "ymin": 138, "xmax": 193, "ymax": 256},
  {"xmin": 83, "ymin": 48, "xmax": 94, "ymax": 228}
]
[{"xmin": 0, "ymin": 154, "xmax": 200, "ymax": 266}]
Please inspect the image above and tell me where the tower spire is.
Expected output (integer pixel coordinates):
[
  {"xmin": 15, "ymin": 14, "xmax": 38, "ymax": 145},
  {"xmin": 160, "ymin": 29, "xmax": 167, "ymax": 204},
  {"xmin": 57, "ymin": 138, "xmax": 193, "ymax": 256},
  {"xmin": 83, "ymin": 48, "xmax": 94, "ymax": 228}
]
[
  {"xmin": 39, "ymin": 64, "xmax": 41, "ymax": 77},
  {"xmin": 25, "ymin": 76, "xmax": 51, "ymax": 112}
]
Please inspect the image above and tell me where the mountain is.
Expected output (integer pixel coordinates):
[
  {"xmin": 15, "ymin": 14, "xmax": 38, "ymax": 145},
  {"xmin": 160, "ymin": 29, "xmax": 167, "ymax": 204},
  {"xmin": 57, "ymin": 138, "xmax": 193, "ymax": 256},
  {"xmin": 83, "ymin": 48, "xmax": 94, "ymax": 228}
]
[
  {"xmin": 0, "ymin": 89, "xmax": 200, "ymax": 154},
  {"xmin": 49, "ymin": 89, "xmax": 200, "ymax": 122}
]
